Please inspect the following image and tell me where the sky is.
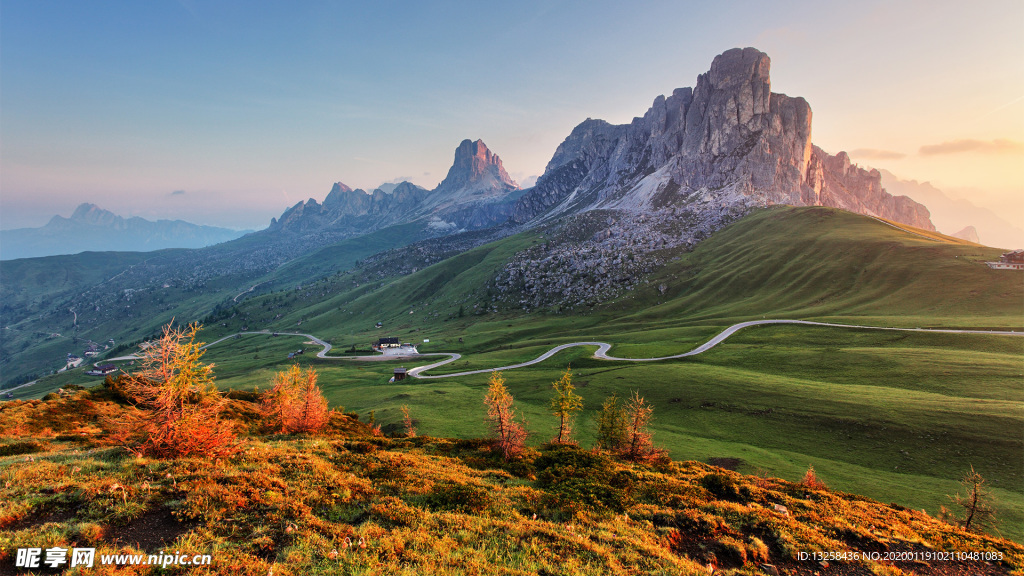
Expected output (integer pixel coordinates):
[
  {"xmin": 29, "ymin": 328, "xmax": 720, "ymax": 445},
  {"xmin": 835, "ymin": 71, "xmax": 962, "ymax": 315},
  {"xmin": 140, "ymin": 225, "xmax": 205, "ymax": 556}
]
[{"xmin": 2, "ymin": 0, "xmax": 1022, "ymax": 230}]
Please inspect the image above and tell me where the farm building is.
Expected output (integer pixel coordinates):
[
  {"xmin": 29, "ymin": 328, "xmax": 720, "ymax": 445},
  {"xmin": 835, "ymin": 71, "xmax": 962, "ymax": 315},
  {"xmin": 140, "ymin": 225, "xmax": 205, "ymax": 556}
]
[
  {"xmin": 986, "ymin": 249, "xmax": 1024, "ymax": 270},
  {"xmin": 375, "ymin": 337, "xmax": 401, "ymax": 350},
  {"xmin": 393, "ymin": 367, "xmax": 408, "ymax": 381},
  {"xmin": 85, "ymin": 364, "xmax": 117, "ymax": 376}
]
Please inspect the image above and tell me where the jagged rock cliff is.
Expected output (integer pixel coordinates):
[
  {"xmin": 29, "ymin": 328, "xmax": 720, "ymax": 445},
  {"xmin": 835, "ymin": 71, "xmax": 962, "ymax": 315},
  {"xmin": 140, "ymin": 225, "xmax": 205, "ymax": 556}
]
[
  {"xmin": 512, "ymin": 47, "xmax": 934, "ymax": 230},
  {"xmin": 268, "ymin": 139, "xmax": 520, "ymax": 236}
]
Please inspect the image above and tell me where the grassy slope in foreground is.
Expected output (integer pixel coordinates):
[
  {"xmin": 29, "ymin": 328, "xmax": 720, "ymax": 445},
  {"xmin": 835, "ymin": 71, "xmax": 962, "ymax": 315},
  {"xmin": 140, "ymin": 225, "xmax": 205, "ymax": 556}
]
[{"xmin": 1, "ymin": 390, "xmax": 1022, "ymax": 575}]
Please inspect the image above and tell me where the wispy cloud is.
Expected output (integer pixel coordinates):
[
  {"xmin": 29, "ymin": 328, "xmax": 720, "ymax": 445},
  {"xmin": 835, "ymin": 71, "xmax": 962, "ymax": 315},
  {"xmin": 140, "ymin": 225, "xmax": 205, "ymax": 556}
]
[
  {"xmin": 849, "ymin": 148, "xmax": 906, "ymax": 160},
  {"xmin": 170, "ymin": 189, "xmax": 186, "ymax": 196},
  {"xmin": 919, "ymin": 139, "xmax": 1024, "ymax": 156},
  {"xmin": 972, "ymin": 95, "xmax": 1024, "ymax": 123}
]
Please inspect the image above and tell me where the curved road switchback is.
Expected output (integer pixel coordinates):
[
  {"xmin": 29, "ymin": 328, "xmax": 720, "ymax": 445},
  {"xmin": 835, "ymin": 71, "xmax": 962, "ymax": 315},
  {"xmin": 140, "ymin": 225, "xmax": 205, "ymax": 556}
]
[{"xmin": 129, "ymin": 320, "xmax": 1020, "ymax": 380}]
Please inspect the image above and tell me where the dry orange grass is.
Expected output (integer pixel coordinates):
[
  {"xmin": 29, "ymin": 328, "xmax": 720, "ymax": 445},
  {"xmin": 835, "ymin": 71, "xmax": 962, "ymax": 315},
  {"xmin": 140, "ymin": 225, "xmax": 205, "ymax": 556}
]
[{"xmin": 2, "ymin": 390, "xmax": 1022, "ymax": 575}]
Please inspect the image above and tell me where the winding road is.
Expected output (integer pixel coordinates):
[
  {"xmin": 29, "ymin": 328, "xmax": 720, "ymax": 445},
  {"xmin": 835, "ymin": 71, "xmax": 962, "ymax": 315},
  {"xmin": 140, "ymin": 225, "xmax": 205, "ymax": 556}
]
[{"xmin": 112, "ymin": 319, "xmax": 1018, "ymax": 380}]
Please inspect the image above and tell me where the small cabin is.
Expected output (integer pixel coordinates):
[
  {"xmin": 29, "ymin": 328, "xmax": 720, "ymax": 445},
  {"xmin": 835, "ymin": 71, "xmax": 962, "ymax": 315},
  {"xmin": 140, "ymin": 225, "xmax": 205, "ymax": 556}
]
[{"xmin": 393, "ymin": 367, "xmax": 408, "ymax": 381}]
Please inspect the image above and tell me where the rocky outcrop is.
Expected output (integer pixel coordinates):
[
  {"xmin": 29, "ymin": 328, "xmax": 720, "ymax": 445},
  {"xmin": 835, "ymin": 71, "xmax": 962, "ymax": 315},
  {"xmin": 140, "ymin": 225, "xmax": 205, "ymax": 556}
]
[
  {"xmin": 512, "ymin": 47, "xmax": 934, "ymax": 231},
  {"xmin": 268, "ymin": 180, "xmax": 431, "ymax": 236},
  {"xmin": 805, "ymin": 147, "xmax": 933, "ymax": 228}
]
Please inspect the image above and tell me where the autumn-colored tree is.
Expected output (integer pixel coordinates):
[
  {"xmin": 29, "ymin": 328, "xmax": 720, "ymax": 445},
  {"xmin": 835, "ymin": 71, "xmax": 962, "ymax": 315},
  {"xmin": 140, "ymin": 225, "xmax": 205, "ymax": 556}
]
[
  {"xmin": 940, "ymin": 466, "xmax": 997, "ymax": 534},
  {"xmin": 622, "ymin": 391, "xmax": 666, "ymax": 462},
  {"xmin": 549, "ymin": 366, "xmax": 583, "ymax": 444},
  {"xmin": 401, "ymin": 405, "xmax": 417, "ymax": 438},
  {"xmin": 595, "ymin": 394, "xmax": 628, "ymax": 452},
  {"xmin": 483, "ymin": 371, "xmax": 527, "ymax": 459},
  {"xmin": 261, "ymin": 365, "xmax": 329, "ymax": 434},
  {"xmin": 111, "ymin": 323, "xmax": 237, "ymax": 458},
  {"xmin": 799, "ymin": 465, "xmax": 828, "ymax": 490}
]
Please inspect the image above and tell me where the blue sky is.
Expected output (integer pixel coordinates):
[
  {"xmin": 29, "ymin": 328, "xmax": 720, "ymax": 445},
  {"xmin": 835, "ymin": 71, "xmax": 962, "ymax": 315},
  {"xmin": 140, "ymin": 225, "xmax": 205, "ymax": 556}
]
[{"xmin": 2, "ymin": 0, "xmax": 1021, "ymax": 229}]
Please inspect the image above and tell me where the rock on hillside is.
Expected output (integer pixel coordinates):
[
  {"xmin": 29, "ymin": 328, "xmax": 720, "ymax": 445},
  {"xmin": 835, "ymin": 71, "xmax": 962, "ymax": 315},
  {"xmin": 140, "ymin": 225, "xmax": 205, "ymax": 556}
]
[{"xmin": 512, "ymin": 47, "xmax": 934, "ymax": 231}]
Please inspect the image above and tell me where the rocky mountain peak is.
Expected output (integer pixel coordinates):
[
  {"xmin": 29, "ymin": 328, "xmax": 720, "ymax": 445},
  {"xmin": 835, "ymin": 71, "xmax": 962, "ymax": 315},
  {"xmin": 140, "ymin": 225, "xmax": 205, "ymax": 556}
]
[
  {"xmin": 330, "ymin": 181, "xmax": 353, "ymax": 194},
  {"xmin": 952, "ymin": 225, "xmax": 981, "ymax": 244},
  {"xmin": 267, "ymin": 138, "xmax": 522, "ymax": 237},
  {"xmin": 69, "ymin": 203, "xmax": 118, "ymax": 226},
  {"xmin": 511, "ymin": 47, "xmax": 935, "ymax": 231},
  {"xmin": 707, "ymin": 47, "xmax": 771, "ymax": 92},
  {"xmin": 435, "ymin": 139, "xmax": 518, "ymax": 195}
]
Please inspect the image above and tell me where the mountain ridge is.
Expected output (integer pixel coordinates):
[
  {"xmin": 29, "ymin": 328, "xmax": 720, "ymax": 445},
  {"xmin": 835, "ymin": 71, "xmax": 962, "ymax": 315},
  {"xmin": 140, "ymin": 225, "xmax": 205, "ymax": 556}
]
[
  {"xmin": 878, "ymin": 169, "xmax": 1023, "ymax": 249},
  {"xmin": 268, "ymin": 139, "xmax": 521, "ymax": 237},
  {"xmin": 0, "ymin": 203, "xmax": 248, "ymax": 260}
]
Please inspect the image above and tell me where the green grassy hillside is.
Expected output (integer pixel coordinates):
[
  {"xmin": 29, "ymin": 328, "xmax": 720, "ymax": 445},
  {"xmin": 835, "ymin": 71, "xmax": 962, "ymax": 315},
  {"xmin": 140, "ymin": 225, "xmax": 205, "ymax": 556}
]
[
  {"xmin": 621, "ymin": 207, "xmax": 1018, "ymax": 326},
  {"xmin": 0, "ymin": 250, "xmax": 171, "ymax": 319},
  {"xmin": 12, "ymin": 206, "xmax": 1024, "ymax": 539},
  {"xmin": 0, "ymin": 221, "xmax": 437, "ymax": 388}
]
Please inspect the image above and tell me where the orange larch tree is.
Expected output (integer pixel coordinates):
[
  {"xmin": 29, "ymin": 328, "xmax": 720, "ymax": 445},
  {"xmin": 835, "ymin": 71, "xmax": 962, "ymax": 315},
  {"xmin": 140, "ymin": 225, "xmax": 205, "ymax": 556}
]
[
  {"xmin": 483, "ymin": 371, "xmax": 527, "ymax": 459},
  {"xmin": 112, "ymin": 323, "xmax": 237, "ymax": 458},
  {"xmin": 261, "ymin": 364, "xmax": 329, "ymax": 434}
]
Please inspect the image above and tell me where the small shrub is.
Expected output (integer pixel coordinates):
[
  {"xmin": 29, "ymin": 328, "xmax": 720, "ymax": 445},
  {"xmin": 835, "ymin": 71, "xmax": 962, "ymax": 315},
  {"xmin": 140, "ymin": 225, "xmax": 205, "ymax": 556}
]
[
  {"xmin": 401, "ymin": 405, "xmax": 416, "ymax": 438},
  {"xmin": 747, "ymin": 536, "xmax": 770, "ymax": 563},
  {"xmin": 226, "ymin": 389, "xmax": 261, "ymax": 402},
  {"xmin": 621, "ymin": 391, "xmax": 668, "ymax": 462},
  {"xmin": 701, "ymin": 472, "xmax": 752, "ymax": 503},
  {"xmin": 940, "ymin": 465, "xmax": 997, "ymax": 534},
  {"xmin": 594, "ymin": 394, "xmax": 627, "ymax": 451},
  {"xmin": 712, "ymin": 535, "xmax": 748, "ymax": 567},
  {"xmin": 0, "ymin": 440, "xmax": 48, "ymax": 457},
  {"xmin": 425, "ymin": 483, "xmax": 491, "ymax": 514},
  {"xmin": 535, "ymin": 444, "xmax": 633, "ymax": 513},
  {"xmin": 800, "ymin": 465, "xmax": 827, "ymax": 490},
  {"xmin": 101, "ymin": 374, "xmax": 132, "ymax": 403}
]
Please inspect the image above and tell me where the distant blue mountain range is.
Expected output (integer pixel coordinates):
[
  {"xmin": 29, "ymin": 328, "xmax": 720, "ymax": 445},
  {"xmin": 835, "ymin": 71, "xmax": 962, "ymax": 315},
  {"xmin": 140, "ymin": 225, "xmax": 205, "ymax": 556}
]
[{"xmin": 0, "ymin": 203, "xmax": 250, "ymax": 260}]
